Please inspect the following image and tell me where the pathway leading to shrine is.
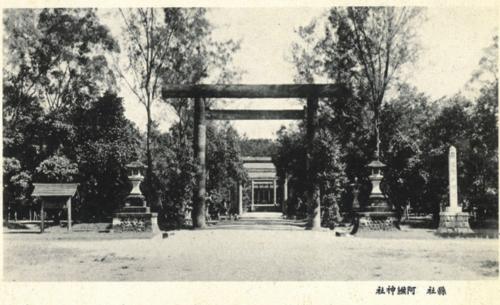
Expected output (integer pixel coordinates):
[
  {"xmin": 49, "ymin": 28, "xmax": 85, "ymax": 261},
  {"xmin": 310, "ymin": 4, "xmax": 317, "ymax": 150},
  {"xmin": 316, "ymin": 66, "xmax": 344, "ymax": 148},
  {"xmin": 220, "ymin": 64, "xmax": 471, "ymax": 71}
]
[
  {"xmin": 4, "ymin": 228, "xmax": 497, "ymax": 281},
  {"xmin": 212, "ymin": 212, "xmax": 307, "ymax": 230}
]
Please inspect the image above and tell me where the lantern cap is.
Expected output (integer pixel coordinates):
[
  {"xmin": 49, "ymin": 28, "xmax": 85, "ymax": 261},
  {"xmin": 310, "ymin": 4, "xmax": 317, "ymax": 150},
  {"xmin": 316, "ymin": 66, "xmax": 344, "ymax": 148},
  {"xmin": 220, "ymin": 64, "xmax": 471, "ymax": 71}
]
[
  {"xmin": 367, "ymin": 160, "xmax": 386, "ymax": 168},
  {"xmin": 126, "ymin": 160, "xmax": 147, "ymax": 169}
]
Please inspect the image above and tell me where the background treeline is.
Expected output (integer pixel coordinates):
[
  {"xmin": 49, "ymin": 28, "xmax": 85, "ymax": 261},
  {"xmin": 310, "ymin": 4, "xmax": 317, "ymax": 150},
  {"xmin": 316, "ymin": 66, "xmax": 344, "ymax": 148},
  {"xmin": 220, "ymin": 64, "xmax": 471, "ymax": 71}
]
[{"xmin": 239, "ymin": 138, "xmax": 277, "ymax": 157}]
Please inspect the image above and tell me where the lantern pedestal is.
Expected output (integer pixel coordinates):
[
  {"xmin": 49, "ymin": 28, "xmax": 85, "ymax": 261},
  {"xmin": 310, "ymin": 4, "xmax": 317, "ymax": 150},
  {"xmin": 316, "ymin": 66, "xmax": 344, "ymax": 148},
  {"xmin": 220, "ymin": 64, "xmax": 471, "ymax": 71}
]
[{"xmin": 112, "ymin": 161, "xmax": 154, "ymax": 233}]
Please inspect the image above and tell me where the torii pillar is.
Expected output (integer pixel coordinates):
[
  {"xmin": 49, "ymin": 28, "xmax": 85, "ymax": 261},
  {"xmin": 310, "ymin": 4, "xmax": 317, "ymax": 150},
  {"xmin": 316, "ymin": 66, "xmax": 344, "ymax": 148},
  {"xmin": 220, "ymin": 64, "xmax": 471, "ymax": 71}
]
[
  {"xmin": 306, "ymin": 96, "xmax": 321, "ymax": 230},
  {"xmin": 193, "ymin": 97, "xmax": 207, "ymax": 228}
]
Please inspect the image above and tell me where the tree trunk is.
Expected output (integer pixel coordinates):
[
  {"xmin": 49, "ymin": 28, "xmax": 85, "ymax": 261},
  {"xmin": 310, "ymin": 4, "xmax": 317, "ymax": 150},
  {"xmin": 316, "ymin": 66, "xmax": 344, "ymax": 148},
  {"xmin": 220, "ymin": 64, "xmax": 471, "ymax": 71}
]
[
  {"xmin": 375, "ymin": 115, "xmax": 380, "ymax": 160},
  {"xmin": 146, "ymin": 100, "xmax": 153, "ymax": 207}
]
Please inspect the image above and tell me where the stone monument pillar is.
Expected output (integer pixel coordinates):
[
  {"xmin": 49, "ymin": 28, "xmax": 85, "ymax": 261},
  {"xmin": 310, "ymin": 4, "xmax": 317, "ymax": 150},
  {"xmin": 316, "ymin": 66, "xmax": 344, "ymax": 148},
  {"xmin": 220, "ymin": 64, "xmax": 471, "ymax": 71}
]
[
  {"xmin": 437, "ymin": 146, "xmax": 473, "ymax": 234},
  {"xmin": 112, "ymin": 161, "xmax": 154, "ymax": 233}
]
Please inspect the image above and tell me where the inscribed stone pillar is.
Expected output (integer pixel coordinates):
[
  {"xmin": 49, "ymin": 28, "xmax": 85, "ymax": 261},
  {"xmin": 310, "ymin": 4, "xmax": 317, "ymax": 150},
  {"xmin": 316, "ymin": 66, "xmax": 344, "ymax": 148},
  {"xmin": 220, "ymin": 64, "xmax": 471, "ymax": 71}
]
[
  {"xmin": 437, "ymin": 146, "xmax": 473, "ymax": 234},
  {"xmin": 448, "ymin": 146, "xmax": 459, "ymax": 212}
]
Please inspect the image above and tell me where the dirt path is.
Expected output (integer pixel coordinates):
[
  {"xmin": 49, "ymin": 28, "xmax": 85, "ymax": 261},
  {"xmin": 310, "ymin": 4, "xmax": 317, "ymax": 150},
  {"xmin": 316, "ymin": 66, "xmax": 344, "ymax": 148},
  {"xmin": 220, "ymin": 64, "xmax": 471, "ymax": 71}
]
[{"xmin": 3, "ymin": 229, "xmax": 498, "ymax": 281}]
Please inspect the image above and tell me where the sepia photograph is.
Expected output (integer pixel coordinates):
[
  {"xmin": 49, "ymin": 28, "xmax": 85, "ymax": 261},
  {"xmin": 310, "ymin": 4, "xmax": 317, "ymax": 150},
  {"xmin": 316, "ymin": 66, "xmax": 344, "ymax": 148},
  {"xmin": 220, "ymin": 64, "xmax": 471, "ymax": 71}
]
[{"xmin": 1, "ymin": 2, "xmax": 499, "ymax": 304}]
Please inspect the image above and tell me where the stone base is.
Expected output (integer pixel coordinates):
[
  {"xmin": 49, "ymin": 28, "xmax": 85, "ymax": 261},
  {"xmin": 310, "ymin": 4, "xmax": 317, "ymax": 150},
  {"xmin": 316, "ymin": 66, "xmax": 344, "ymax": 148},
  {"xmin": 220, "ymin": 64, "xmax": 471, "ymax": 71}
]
[
  {"xmin": 367, "ymin": 195, "xmax": 391, "ymax": 212},
  {"xmin": 112, "ymin": 211, "xmax": 152, "ymax": 233},
  {"xmin": 350, "ymin": 211, "xmax": 400, "ymax": 234},
  {"xmin": 437, "ymin": 211, "xmax": 473, "ymax": 234}
]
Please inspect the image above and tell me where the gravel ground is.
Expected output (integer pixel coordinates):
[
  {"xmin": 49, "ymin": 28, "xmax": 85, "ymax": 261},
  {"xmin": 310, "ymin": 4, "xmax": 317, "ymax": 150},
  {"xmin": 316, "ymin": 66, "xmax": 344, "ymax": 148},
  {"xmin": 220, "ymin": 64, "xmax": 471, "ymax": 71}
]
[{"xmin": 3, "ymin": 229, "xmax": 498, "ymax": 281}]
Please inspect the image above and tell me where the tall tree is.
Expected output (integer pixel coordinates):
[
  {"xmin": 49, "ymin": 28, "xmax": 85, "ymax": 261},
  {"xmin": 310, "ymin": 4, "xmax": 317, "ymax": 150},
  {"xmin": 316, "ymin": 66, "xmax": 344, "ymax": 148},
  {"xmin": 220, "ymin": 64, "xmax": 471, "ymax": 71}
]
[
  {"xmin": 293, "ymin": 7, "xmax": 424, "ymax": 160},
  {"xmin": 159, "ymin": 8, "xmax": 240, "ymax": 156},
  {"xmin": 118, "ymin": 8, "xmax": 179, "ymax": 203},
  {"xmin": 73, "ymin": 92, "xmax": 142, "ymax": 220},
  {"xmin": 380, "ymin": 83, "xmax": 437, "ymax": 215},
  {"xmin": 3, "ymin": 9, "xmax": 118, "ymax": 114},
  {"xmin": 3, "ymin": 8, "xmax": 118, "ymax": 166},
  {"xmin": 118, "ymin": 8, "xmax": 240, "ymax": 206},
  {"xmin": 467, "ymin": 34, "xmax": 498, "ymax": 89},
  {"xmin": 273, "ymin": 121, "xmax": 347, "ymax": 220}
]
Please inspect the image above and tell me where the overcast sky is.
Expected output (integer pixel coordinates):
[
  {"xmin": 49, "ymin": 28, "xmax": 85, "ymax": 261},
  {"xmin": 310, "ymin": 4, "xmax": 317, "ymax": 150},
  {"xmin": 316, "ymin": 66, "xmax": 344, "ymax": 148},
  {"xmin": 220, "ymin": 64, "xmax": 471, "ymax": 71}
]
[{"xmin": 114, "ymin": 7, "xmax": 498, "ymax": 139}]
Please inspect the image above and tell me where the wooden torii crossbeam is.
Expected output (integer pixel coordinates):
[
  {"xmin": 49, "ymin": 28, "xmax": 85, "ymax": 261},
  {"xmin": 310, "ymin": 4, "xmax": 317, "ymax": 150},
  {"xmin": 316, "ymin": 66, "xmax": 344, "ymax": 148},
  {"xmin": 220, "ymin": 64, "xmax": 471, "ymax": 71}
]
[
  {"xmin": 206, "ymin": 109, "xmax": 304, "ymax": 120},
  {"xmin": 162, "ymin": 84, "xmax": 344, "ymax": 98},
  {"xmin": 162, "ymin": 84, "xmax": 344, "ymax": 229}
]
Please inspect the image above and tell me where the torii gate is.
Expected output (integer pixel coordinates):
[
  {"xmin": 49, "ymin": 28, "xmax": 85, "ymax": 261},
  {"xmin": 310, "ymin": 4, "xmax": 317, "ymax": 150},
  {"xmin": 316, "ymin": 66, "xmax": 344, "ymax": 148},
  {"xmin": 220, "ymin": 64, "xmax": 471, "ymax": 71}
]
[{"xmin": 162, "ymin": 84, "xmax": 346, "ymax": 230}]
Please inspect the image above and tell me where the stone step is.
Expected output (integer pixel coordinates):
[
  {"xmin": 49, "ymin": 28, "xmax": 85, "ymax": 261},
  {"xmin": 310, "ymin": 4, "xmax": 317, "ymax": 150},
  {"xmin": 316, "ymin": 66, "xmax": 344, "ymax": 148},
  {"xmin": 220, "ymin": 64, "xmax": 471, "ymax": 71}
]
[
  {"xmin": 239, "ymin": 212, "xmax": 285, "ymax": 220},
  {"xmin": 211, "ymin": 218, "xmax": 307, "ymax": 231},
  {"xmin": 118, "ymin": 206, "xmax": 150, "ymax": 213},
  {"xmin": 210, "ymin": 224, "xmax": 305, "ymax": 231},
  {"xmin": 206, "ymin": 212, "xmax": 308, "ymax": 230},
  {"xmin": 226, "ymin": 219, "xmax": 305, "ymax": 224}
]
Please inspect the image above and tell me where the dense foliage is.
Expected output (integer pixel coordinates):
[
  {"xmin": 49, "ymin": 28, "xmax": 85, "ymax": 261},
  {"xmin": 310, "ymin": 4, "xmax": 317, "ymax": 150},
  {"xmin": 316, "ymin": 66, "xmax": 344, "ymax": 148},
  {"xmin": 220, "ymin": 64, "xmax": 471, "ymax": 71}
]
[
  {"xmin": 239, "ymin": 138, "xmax": 278, "ymax": 157},
  {"xmin": 3, "ymin": 9, "xmax": 133, "ymax": 221},
  {"xmin": 282, "ymin": 7, "xmax": 498, "ymax": 224},
  {"xmin": 3, "ymin": 8, "xmax": 243, "ymax": 223}
]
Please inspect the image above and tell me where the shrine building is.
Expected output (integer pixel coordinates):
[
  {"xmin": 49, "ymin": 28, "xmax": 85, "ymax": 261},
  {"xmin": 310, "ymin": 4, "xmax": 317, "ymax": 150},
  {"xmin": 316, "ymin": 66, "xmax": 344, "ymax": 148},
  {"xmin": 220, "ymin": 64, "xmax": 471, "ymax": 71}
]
[{"xmin": 238, "ymin": 156, "xmax": 288, "ymax": 213}]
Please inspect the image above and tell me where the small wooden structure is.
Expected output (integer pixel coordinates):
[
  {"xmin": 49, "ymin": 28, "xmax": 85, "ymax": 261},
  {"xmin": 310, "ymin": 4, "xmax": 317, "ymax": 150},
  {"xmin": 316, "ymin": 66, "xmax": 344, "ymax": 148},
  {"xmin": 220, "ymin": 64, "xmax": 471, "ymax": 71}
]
[{"xmin": 31, "ymin": 183, "xmax": 79, "ymax": 233}]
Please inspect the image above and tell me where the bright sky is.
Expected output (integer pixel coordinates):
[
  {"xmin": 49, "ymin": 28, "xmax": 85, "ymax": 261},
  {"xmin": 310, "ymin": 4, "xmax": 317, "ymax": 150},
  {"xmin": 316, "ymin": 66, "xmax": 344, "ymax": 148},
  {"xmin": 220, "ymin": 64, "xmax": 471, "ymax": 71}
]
[{"xmin": 115, "ymin": 7, "xmax": 498, "ymax": 139}]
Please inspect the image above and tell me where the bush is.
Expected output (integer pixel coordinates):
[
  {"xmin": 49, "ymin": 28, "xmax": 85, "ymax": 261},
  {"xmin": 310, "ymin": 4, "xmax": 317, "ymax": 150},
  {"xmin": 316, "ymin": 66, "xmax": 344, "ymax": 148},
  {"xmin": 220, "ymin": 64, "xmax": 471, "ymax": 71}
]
[{"xmin": 35, "ymin": 154, "xmax": 78, "ymax": 182}]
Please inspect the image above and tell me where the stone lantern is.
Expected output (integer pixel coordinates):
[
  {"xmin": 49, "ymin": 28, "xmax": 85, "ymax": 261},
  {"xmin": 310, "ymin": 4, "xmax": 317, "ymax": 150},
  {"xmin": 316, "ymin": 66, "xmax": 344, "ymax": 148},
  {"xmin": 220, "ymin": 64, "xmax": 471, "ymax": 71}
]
[
  {"xmin": 350, "ymin": 160, "xmax": 398, "ymax": 233},
  {"xmin": 124, "ymin": 161, "xmax": 147, "ymax": 207},
  {"xmin": 112, "ymin": 160, "xmax": 153, "ymax": 233},
  {"xmin": 366, "ymin": 160, "xmax": 391, "ymax": 212}
]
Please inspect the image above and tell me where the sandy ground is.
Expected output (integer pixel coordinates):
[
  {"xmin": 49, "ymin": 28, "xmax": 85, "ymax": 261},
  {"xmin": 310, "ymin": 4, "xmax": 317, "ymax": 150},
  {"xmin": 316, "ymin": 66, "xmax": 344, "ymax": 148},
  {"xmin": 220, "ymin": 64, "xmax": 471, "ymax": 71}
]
[{"xmin": 3, "ymin": 228, "xmax": 498, "ymax": 281}]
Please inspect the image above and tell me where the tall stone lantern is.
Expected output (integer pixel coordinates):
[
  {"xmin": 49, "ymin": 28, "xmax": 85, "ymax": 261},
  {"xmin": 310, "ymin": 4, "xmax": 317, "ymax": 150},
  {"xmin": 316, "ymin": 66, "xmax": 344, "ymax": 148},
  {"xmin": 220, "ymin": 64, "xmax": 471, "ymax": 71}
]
[
  {"xmin": 124, "ymin": 161, "xmax": 147, "ymax": 208},
  {"xmin": 352, "ymin": 159, "xmax": 398, "ymax": 233},
  {"xmin": 366, "ymin": 160, "xmax": 391, "ymax": 212},
  {"xmin": 112, "ymin": 160, "xmax": 153, "ymax": 233}
]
